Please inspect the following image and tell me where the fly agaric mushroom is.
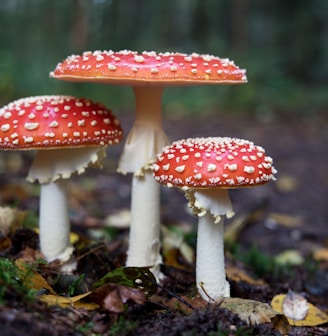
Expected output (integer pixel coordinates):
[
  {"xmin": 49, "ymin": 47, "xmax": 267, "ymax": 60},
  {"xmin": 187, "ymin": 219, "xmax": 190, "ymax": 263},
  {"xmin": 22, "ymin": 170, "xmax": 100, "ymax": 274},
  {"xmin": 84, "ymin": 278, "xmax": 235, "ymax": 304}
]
[
  {"xmin": 152, "ymin": 137, "xmax": 277, "ymax": 301},
  {"xmin": 50, "ymin": 50, "xmax": 247, "ymax": 275},
  {"xmin": 0, "ymin": 95, "xmax": 123, "ymax": 271}
]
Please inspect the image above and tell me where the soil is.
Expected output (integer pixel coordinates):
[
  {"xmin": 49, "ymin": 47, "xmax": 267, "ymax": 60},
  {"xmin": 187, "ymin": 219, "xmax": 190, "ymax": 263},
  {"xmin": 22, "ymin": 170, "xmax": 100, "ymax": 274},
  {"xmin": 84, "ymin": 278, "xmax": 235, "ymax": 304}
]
[{"xmin": 0, "ymin": 110, "xmax": 327, "ymax": 335}]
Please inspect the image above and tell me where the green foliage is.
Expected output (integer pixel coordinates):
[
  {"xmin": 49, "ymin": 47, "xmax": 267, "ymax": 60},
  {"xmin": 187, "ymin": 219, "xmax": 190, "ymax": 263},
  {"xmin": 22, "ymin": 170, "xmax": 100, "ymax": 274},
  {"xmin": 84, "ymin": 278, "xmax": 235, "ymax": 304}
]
[
  {"xmin": 75, "ymin": 321, "xmax": 102, "ymax": 336},
  {"xmin": 231, "ymin": 244, "xmax": 294, "ymax": 281},
  {"xmin": 0, "ymin": 258, "xmax": 36, "ymax": 304},
  {"xmin": 0, "ymin": 1, "xmax": 327, "ymax": 115},
  {"xmin": 108, "ymin": 315, "xmax": 138, "ymax": 336}
]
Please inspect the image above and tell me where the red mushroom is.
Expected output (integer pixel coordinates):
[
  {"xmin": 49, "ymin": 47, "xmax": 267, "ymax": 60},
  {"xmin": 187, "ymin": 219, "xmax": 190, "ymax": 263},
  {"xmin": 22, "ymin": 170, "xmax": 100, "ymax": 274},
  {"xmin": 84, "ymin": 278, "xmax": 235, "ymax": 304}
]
[
  {"xmin": 0, "ymin": 95, "xmax": 123, "ymax": 271},
  {"xmin": 152, "ymin": 137, "xmax": 277, "ymax": 301},
  {"xmin": 50, "ymin": 50, "xmax": 247, "ymax": 276}
]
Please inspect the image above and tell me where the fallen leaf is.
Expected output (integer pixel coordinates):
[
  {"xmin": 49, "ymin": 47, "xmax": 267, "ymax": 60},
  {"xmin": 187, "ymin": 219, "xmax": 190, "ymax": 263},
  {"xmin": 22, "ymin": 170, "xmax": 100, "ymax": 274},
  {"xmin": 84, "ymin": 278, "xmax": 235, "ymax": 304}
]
[
  {"xmin": 0, "ymin": 234, "xmax": 11, "ymax": 252},
  {"xmin": 219, "ymin": 297, "xmax": 287, "ymax": 326},
  {"xmin": 98, "ymin": 283, "xmax": 147, "ymax": 313},
  {"xmin": 226, "ymin": 266, "xmax": 267, "ymax": 286},
  {"xmin": 15, "ymin": 258, "xmax": 56, "ymax": 294},
  {"xmin": 224, "ymin": 203, "xmax": 267, "ymax": 243},
  {"xmin": 0, "ymin": 206, "xmax": 26, "ymax": 235},
  {"xmin": 105, "ymin": 209, "xmax": 131, "ymax": 229},
  {"xmin": 274, "ymin": 250, "xmax": 304, "ymax": 266},
  {"xmin": 271, "ymin": 293, "xmax": 328, "ymax": 326},
  {"xmin": 162, "ymin": 226, "xmax": 194, "ymax": 265},
  {"xmin": 267, "ymin": 212, "xmax": 302, "ymax": 228},
  {"xmin": 313, "ymin": 247, "xmax": 328, "ymax": 262},
  {"xmin": 93, "ymin": 266, "xmax": 157, "ymax": 296},
  {"xmin": 40, "ymin": 291, "xmax": 98, "ymax": 310}
]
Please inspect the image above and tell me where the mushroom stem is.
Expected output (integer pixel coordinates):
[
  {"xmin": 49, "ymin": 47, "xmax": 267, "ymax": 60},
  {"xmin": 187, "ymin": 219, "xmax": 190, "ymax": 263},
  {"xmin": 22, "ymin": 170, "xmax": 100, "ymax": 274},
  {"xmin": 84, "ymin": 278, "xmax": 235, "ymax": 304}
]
[
  {"xmin": 39, "ymin": 180, "xmax": 76, "ymax": 271},
  {"xmin": 196, "ymin": 212, "xmax": 230, "ymax": 301},
  {"xmin": 119, "ymin": 86, "xmax": 169, "ymax": 276},
  {"xmin": 126, "ymin": 171, "xmax": 162, "ymax": 271}
]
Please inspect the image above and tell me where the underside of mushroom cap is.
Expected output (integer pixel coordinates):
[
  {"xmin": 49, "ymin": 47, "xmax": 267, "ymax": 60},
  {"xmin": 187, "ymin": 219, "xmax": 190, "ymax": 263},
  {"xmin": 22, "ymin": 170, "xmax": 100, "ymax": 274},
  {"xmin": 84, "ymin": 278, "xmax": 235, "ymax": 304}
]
[{"xmin": 27, "ymin": 147, "xmax": 106, "ymax": 184}]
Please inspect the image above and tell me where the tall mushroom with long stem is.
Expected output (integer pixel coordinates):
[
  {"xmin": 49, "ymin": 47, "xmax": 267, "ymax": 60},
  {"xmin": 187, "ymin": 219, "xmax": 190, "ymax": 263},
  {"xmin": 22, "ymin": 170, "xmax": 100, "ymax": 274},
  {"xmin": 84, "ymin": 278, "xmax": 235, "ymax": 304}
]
[
  {"xmin": 152, "ymin": 137, "xmax": 277, "ymax": 301},
  {"xmin": 50, "ymin": 50, "xmax": 247, "ymax": 276},
  {"xmin": 0, "ymin": 95, "xmax": 123, "ymax": 271}
]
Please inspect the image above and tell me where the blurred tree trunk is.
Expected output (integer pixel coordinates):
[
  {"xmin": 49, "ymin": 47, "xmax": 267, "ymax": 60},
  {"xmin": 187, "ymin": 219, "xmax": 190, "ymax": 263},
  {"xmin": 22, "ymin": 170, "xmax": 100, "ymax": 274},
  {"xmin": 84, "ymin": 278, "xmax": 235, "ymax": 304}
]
[
  {"xmin": 231, "ymin": 0, "xmax": 249, "ymax": 53},
  {"xmin": 70, "ymin": 0, "xmax": 89, "ymax": 52}
]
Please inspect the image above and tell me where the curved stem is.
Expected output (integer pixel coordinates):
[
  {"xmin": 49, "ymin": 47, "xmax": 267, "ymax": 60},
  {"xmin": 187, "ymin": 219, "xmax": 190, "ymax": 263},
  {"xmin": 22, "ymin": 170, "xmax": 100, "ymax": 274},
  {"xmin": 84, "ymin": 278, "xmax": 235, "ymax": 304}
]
[{"xmin": 196, "ymin": 213, "xmax": 230, "ymax": 301}]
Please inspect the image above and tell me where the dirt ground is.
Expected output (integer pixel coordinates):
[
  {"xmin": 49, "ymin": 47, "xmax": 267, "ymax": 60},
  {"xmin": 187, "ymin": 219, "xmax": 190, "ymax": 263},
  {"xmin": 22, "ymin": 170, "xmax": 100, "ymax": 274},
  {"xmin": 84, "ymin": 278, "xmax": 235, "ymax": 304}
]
[{"xmin": 0, "ymin": 111, "xmax": 327, "ymax": 335}]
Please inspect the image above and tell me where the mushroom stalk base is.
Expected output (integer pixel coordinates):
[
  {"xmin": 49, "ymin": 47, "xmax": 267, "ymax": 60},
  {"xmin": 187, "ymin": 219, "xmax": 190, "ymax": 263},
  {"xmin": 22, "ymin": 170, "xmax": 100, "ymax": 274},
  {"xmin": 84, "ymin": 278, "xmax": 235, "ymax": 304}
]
[
  {"xmin": 126, "ymin": 171, "xmax": 162, "ymax": 277},
  {"xmin": 196, "ymin": 213, "xmax": 230, "ymax": 301},
  {"xmin": 39, "ymin": 180, "xmax": 76, "ymax": 272}
]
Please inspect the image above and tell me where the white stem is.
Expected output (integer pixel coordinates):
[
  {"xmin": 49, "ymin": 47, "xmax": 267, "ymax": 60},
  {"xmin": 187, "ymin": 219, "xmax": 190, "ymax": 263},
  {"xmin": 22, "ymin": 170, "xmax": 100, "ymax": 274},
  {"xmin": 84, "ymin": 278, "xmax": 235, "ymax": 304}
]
[
  {"xmin": 118, "ymin": 86, "xmax": 170, "ymax": 277},
  {"xmin": 39, "ymin": 180, "xmax": 76, "ymax": 271},
  {"xmin": 126, "ymin": 171, "xmax": 162, "ymax": 272},
  {"xmin": 196, "ymin": 212, "xmax": 230, "ymax": 301}
]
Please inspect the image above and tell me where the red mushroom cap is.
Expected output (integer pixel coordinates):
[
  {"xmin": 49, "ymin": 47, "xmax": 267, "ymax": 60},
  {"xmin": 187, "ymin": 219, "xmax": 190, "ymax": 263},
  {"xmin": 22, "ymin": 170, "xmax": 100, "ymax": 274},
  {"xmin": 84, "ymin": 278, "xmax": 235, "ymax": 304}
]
[
  {"xmin": 152, "ymin": 137, "xmax": 276, "ymax": 189},
  {"xmin": 0, "ymin": 95, "xmax": 123, "ymax": 150},
  {"xmin": 50, "ymin": 50, "xmax": 247, "ymax": 86}
]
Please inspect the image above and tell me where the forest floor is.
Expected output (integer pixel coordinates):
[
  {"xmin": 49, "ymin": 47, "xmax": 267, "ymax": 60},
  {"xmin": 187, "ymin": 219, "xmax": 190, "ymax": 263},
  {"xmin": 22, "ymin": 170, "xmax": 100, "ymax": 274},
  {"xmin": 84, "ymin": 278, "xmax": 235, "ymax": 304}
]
[{"xmin": 0, "ymin": 110, "xmax": 327, "ymax": 335}]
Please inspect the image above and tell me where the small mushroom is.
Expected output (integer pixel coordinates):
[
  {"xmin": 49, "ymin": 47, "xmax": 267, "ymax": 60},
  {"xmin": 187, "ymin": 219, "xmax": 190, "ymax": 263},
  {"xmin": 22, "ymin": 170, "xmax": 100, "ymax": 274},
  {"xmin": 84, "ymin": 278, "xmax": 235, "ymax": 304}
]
[
  {"xmin": 50, "ymin": 50, "xmax": 247, "ymax": 276},
  {"xmin": 152, "ymin": 137, "xmax": 277, "ymax": 301},
  {"xmin": 0, "ymin": 95, "xmax": 123, "ymax": 271}
]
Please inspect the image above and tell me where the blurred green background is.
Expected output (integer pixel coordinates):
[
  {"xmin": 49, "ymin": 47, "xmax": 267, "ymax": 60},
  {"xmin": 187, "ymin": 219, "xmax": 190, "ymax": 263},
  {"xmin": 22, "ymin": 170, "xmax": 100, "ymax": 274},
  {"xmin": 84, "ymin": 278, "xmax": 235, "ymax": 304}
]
[{"xmin": 0, "ymin": 0, "xmax": 327, "ymax": 117}]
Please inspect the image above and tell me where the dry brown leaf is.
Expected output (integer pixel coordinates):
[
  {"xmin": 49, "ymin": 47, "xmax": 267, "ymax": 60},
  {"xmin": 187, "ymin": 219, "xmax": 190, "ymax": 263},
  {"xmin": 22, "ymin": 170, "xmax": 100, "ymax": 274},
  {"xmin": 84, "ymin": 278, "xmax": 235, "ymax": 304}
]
[
  {"xmin": 271, "ymin": 293, "xmax": 328, "ymax": 326},
  {"xmin": 226, "ymin": 266, "xmax": 267, "ymax": 286},
  {"xmin": 91, "ymin": 283, "xmax": 147, "ymax": 313},
  {"xmin": 0, "ymin": 234, "xmax": 11, "ymax": 252}
]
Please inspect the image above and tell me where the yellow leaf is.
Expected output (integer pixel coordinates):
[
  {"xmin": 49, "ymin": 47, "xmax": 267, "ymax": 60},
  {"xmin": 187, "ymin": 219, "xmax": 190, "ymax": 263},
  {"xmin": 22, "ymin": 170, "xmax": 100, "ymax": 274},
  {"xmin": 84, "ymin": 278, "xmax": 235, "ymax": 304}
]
[
  {"xmin": 274, "ymin": 250, "xmax": 304, "ymax": 266},
  {"xmin": 15, "ymin": 259, "xmax": 56, "ymax": 294},
  {"xmin": 267, "ymin": 212, "xmax": 302, "ymax": 228},
  {"xmin": 226, "ymin": 266, "xmax": 266, "ymax": 286},
  {"xmin": 40, "ymin": 291, "xmax": 99, "ymax": 310},
  {"xmin": 271, "ymin": 294, "xmax": 328, "ymax": 326},
  {"xmin": 313, "ymin": 247, "xmax": 328, "ymax": 262}
]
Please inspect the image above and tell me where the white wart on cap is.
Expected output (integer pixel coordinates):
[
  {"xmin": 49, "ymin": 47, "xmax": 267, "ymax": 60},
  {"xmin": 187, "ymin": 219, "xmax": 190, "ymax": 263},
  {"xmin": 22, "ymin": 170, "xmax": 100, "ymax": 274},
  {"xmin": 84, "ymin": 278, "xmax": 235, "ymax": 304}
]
[
  {"xmin": 0, "ymin": 95, "xmax": 122, "ymax": 150},
  {"xmin": 152, "ymin": 137, "xmax": 276, "ymax": 189}
]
